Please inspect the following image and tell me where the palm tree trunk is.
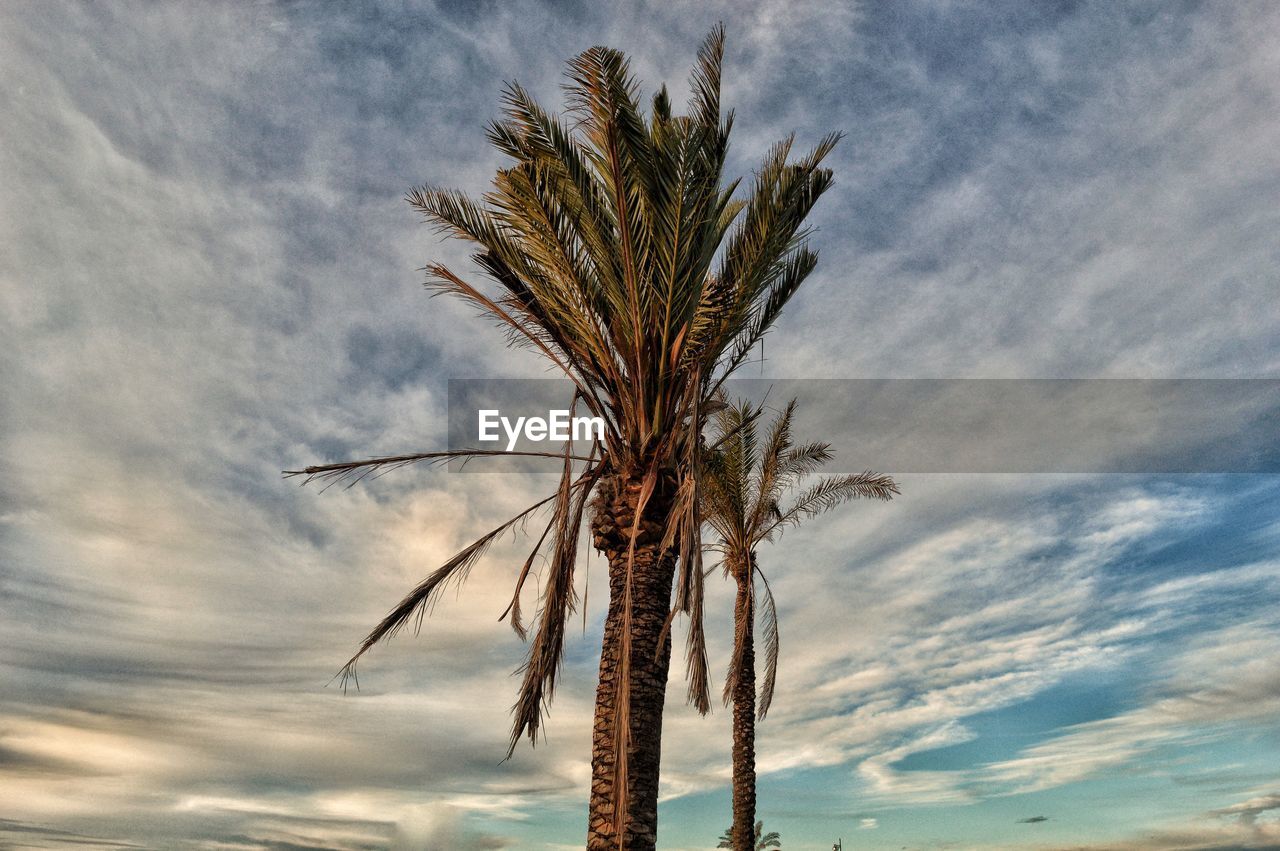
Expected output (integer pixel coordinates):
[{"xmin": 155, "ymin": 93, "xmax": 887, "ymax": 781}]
[
  {"xmin": 586, "ymin": 472, "xmax": 678, "ymax": 851},
  {"xmin": 729, "ymin": 563, "xmax": 757, "ymax": 851}
]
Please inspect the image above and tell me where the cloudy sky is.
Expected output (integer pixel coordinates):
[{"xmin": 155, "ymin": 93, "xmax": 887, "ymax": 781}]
[{"xmin": 3, "ymin": 1, "xmax": 1279, "ymax": 849}]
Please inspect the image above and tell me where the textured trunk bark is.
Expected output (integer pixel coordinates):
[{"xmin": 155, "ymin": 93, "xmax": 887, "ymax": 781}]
[
  {"xmin": 586, "ymin": 472, "xmax": 678, "ymax": 851},
  {"xmin": 729, "ymin": 559, "xmax": 757, "ymax": 851}
]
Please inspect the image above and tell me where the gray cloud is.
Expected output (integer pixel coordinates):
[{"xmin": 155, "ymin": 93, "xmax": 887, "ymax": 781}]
[{"xmin": 3, "ymin": 1, "xmax": 1279, "ymax": 847}]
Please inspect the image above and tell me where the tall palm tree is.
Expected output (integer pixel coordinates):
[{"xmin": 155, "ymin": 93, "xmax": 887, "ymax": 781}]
[
  {"xmin": 717, "ymin": 820, "xmax": 781, "ymax": 849},
  {"xmin": 290, "ymin": 28, "xmax": 841, "ymax": 850},
  {"xmin": 702, "ymin": 398, "xmax": 898, "ymax": 851}
]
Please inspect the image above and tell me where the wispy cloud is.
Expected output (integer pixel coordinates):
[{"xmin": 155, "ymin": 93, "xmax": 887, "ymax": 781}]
[{"xmin": 2, "ymin": 1, "xmax": 1279, "ymax": 847}]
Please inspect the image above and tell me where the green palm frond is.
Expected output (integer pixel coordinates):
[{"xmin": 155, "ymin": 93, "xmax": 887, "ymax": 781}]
[
  {"xmin": 717, "ymin": 820, "xmax": 782, "ymax": 849},
  {"xmin": 508, "ymin": 449, "xmax": 601, "ymax": 755},
  {"xmin": 774, "ymin": 441, "xmax": 833, "ymax": 484},
  {"xmin": 762, "ymin": 470, "xmax": 899, "ymax": 541},
  {"xmin": 749, "ymin": 398, "xmax": 796, "ymax": 532}
]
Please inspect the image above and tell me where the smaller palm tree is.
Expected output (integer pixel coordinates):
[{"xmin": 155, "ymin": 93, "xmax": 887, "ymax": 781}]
[
  {"xmin": 703, "ymin": 397, "xmax": 898, "ymax": 851},
  {"xmin": 717, "ymin": 820, "xmax": 781, "ymax": 849}
]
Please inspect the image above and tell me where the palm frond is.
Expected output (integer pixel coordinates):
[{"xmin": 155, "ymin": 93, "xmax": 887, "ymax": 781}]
[
  {"xmin": 498, "ymin": 512, "xmax": 556, "ymax": 641},
  {"xmin": 762, "ymin": 470, "xmax": 899, "ymax": 541},
  {"xmin": 284, "ymin": 448, "xmax": 585, "ymax": 491},
  {"xmin": 774, "ymin": 441, "xmax": 833, "ymax": 484},
  {"xmin": 687, "ymin": 23, "xmax": 724, "ymax": 128},
  {"xmin": 682, "ymin": 549, "xmax": 711, "ymax": 714},
  {"xmin": 333, "ymin": 487, "xmax": 573, "ymax": 691},
  {"xmin": 507, "ymin": 447, "xmax": 600, "ymax": 754},
  {"xmin": 500, "ymin": 419, "xmax": 597, "ymax": 643},
  {"xmin": 754, "ymin": 565, "xmax": 780, "ymax": 720},
  {"xmin": 656, "ymin": 462, "xmax": 711, "ymax": 714},
  {"xmin": 749, "ymin": 398, "xmax": 796, "ymax": 531}
]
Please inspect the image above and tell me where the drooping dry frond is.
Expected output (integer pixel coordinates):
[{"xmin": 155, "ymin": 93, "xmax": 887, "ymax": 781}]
[
  {"xmin": 508, "ymin": 404, "xmax": 602, "ymax": 753},
  {"xmin": 284, "ymin": 448, "xmax": 587, "ymax": 491},
  {"xmin": 333, "ymin": 485, "xmax": 580, "ymax": 691},
  {"xmin": 499, "ymin": 513, "xmax": 556, "ymax": 641},
  {"xmin": 682, "ymin": 544, "xmax": 711, "ymax": 714},
  {"xmin": 754, "ymin": 566, "xmax": 779, "ymax": 720},
  {"xmin": 749, "ymin": 398, "xmax": 797, "ymax": 532},
  {"xmin": 660, "ymin": 441, "xmax": 710, "ymax": 713},
  {"xmin": 293, "ymin": 24, "xmax": 849, "ymax": 846}
]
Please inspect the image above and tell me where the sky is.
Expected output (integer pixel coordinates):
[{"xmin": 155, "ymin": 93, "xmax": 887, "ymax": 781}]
[{"xmin": 2, "ymin": 1, "xmax": 1279, "ymax": 849}]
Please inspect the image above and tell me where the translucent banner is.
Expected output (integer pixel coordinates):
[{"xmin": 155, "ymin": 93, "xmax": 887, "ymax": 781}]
[{"xmin": 447, "ymin": 379, "xmax": 1280, "ymax": 474}]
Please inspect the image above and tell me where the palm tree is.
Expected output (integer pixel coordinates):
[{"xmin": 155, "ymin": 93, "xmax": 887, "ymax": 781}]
[
  {"xmin": 702, "ymin": 398, "xmax": 897, "ymax": 851},
  {"xmin": 717, "ymin": 820, "xmax": 781, "ymax": 849},
  {"xmin": 289, "ymin": 27, "xmax": 841, "ymax": 850}
]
